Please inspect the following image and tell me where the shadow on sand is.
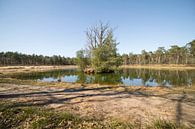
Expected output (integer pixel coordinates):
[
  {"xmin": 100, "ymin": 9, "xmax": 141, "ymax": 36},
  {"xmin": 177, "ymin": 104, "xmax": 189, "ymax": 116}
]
[{"xmin": 0, "ymin": 85, "xmax": 194, "ymax": 127}]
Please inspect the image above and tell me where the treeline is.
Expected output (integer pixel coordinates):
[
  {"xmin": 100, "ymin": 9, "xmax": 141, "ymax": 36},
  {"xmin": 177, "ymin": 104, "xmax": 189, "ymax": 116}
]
[
  {"xmin": 0, "ymin": 52, "xmax": 76, "ymax": 66},
  {"xmin": 122, "ymin": 40, "xmax": 195, "ymax": 65},
  {"xmin": 1, "ymin": 40, "xmax": 194, "ymax": 66}
]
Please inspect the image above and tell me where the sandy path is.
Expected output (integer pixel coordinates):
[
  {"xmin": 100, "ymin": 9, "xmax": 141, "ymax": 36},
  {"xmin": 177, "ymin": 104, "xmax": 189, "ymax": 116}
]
[{"xmin": 0, "ymin": 83, "xmax": 195, "ymax": 127}]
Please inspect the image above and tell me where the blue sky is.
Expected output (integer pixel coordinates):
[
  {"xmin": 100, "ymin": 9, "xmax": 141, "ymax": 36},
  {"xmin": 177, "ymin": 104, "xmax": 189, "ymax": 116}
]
[{"xmin": 0, "ymin": 0, "xmax": 195, "ymax": 57}]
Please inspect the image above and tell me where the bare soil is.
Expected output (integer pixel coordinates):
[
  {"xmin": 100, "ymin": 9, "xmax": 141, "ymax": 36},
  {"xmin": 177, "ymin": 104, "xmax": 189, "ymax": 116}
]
[{"xmin": 0, "ymin": 83, "xmax": 194, "ymax": 127}]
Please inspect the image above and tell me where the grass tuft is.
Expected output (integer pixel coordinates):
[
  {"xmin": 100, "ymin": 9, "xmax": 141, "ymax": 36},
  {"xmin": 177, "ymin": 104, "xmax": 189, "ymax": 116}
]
[{"xmin": 146, "ymin": 119, "xmax": 190, "ymax": 129}]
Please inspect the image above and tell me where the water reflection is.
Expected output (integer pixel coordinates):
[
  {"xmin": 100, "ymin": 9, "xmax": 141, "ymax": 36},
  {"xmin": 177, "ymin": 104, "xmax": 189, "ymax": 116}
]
[{"xmin": 12, "ymin": 68, "xmax": 195, "ymax": 87}]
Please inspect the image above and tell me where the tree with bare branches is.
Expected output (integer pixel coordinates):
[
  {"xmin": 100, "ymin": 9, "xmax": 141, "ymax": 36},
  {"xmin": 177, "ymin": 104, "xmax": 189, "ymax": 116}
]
[{"xmin": 76, "ymin": 22, "xmax": 122, "ymax": 73}]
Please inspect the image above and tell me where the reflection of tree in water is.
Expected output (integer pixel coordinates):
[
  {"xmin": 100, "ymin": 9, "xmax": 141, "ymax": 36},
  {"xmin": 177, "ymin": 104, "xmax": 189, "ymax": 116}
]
[
  {"xmin": 12, "ymin": 68, "xmax": 195, "ymax": 87},
  {"xmin": 121, "ymin": 69, "xmax": 194, "ymax": 87},
  {"xmin": 165, "ymin": 70, "xmax": 194, "ymax": 87},
  {"xmin": 141, "ymin": 69, "xmax": 151, "ymax": 85},
  {"xmin": 122, "ymin": 68, "xmax": 129, "ymax": 79},
  {"xmin": 77, "ymin": 72, "xmax": 122, "ymax": 85},
  {"xmin": 76, "ymin": 72, "xmax": 87, "ymax": 83},
  {"xmin": 12, "ymin": 69, "xmax": 78, "ymax": 80},
  {"xmin": 94, "ymin": 73, "xmax": 122, "ymax": 84}
]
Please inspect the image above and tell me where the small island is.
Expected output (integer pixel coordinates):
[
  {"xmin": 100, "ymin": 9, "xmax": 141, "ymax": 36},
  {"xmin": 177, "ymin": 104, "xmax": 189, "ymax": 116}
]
[{"xmin": 76, "ymin": 22, "xmax": 122, "ymax": 73}]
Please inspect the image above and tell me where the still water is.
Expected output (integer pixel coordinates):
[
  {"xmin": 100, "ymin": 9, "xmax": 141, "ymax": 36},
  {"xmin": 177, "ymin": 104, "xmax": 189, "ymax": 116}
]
[{"xmin": 13, "ymin": 68, "xmax": 194, "ymax": 87}]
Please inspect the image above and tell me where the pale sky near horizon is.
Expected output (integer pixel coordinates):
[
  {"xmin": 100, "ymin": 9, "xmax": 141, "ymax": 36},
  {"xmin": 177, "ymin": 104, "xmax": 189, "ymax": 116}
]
[{"xmin": 0, "ymin": 0, "xmax": 195, "ymax": 57}]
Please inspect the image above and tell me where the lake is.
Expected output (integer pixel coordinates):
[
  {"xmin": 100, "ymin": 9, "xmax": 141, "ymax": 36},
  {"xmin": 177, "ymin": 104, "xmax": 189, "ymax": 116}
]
[{"xmin": 12, "ymin": 68, "xmax": 195, "ymax": 87}]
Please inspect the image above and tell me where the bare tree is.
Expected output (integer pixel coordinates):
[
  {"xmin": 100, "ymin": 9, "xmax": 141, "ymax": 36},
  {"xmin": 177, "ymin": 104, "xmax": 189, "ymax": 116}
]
[{"xmin": 86, "ymin": 22, "xmax": 112, "ymax": 50}]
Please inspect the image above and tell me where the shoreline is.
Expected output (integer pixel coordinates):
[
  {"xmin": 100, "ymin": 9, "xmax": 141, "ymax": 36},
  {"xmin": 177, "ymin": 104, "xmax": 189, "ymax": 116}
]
[
  {"xmin": 121, "ymin": 64, "xmax": 195, "ymax": 70},
  {"xmin": 0, "ymin": 64, "xmax": 195, "ymax": 75},
  {"xmin": 0, "ymin": 65, "xmax": 78, "ymax": 75}
]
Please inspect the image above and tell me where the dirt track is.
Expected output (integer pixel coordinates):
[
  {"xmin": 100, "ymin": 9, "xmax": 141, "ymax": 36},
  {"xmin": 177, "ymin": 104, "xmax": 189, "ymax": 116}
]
[{"xmin": 0, "ymin": 83, "xmax": 194, "ymax": 127}]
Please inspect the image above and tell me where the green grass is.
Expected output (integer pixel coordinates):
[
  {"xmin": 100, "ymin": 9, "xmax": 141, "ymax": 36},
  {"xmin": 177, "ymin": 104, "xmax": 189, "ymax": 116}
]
[{"xmin": 146, "ymin": 119, "xmax": 190, "ymax": 129}]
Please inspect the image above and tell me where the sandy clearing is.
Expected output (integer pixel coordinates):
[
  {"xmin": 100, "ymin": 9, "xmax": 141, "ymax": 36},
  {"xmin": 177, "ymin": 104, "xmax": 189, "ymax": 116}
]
[{"xmin": 0, "ymin": 83, "xmax": 194, "ymax": 127}]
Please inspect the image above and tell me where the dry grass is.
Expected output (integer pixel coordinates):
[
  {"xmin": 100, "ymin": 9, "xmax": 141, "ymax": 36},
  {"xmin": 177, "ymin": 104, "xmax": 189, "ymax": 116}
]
[
  {"xmin": 2, "ymin": 100, "xmax": 189, "ymax": 129},
  {"xmin": 121, "ymin": 64, "xmax": 195, "ymax": 70},
  {"xmin": 0, "ymin": 82, "xmax": 195, "ymax": 128},
  {"xmin": 1, "ymin": 64, "xmax": 195, "ymax": 76},
  {"xmin": 0, "ymin": 65, "xmax": 77, "ymax": 75}
]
